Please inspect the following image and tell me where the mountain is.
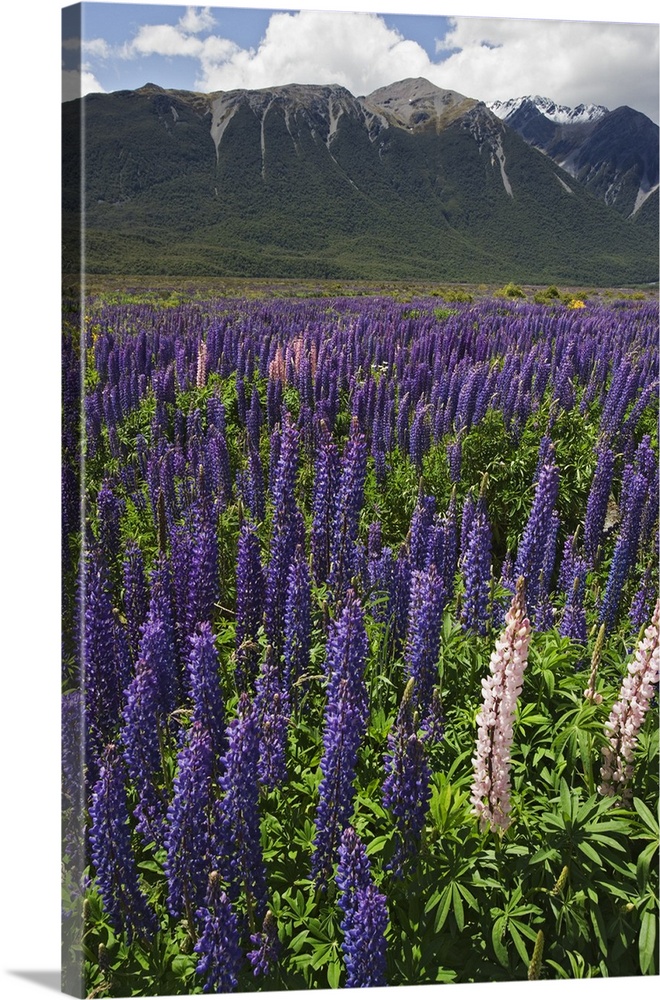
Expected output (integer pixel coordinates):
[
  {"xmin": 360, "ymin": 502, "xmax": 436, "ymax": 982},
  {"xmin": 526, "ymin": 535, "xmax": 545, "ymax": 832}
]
[
  {"xmin": 62, "ymin": 79, "xmax": 658, "ymax": 284},
  {"xmin": 488, "ymin": 95, "xmax": 659, "ymax": 218}
]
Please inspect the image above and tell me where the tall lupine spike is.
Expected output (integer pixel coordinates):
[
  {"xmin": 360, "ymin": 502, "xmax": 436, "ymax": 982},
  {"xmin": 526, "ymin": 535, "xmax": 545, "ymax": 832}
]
[
  {"xmin": 513, "ymin": 456, "xmax": 560, "ymax": 623},
  {"xmin": 336, "ymin": 826, "xmax": 372, "ymax": 921},
  {"xmin": 629, "ymin": 560, "xmax": 658, "ymax": 635},
  {"xmin": 283, "ymin": 546, "xmax": 312, "ymax": 687},
  {"xmin": 404, "ymin": 564, "xmax": 446, "ymax": 717},
  {"xmin": 599, "ymin": 471, "xmax": 647, "ymax": 632},
  {"xmin": 336, "ymin": 827, "xmax": 388, "ymax": 987},
  {"xmin": 470, "ymin": 579, "xmax": 532, "ymax": 835},
  {"xmin": 186, "ymin": 499, "xmax": 220, "ymax": 642},
  {"xmin": 583, "ymin": 446, "xmax": 615, "ymax": 566},
  {"xmin": 460, "ymin": 502, "xmax": 493, "ymax": 636},
  {"xmin": 341, "ymin": 884, "xmax": 388, "ymax": 988},
  {"xmin": 241, "ymin": 442, "xmax": 266, "ymax": 524},
  {"xmin": 446, "ymin": 437, "xmax": 462, "ymax": 484},
  {"xmin": 89, "ymin": 745, "xmax": 158, "ymax": 943},
  {"xmin": 382, "ymin": 678, "xmax": 432, "ymax": 875},
  {"xmin": 392, "ymin": 545, "xmax": 412, "ymax": 651},
  {"xmin": 441, "ymin": 488, "xmax": 459, "ymax": 601},
  {"xmin": 599, "ymin": 600, "xmax": 660, "ymax": 804},
  {"xmin": 97, "ymin": 479, "xmax": 124, "ymax": 572},
  {"xmin": 122, "ymin": 541, "xmax": 149, "ymax": 663},
  {"xmin": 265, "ymin": 415, "xmax": 304, "ymax": 652},
  {"xmin": 248, "ymin": 910, "xmax": 281, "ymax": 978},
  {"xmin": 559, "ymin": 555, "xmax": 589, "ymax": 644},
  {"xmin": 216, "ymin": 692, "xmax": 268, "ymax": 919},
  {"xmin": 141, "ymin": 556, "xmax": 180, "ymax": 717},
  {"xmin": 165, "ymin": 722, "xmax": 217, "ymax": 923},
  {"xmin": 84, "ymin": 548, "xmax": 131, "ymax": 766},
  {"xmin": 409, "ymin": 493, "xmax": 436, "ymax": 571},
  {"xmin": 311, "ymin": 592, "xmax": 369, "ymax": 885},
  {"xmin": 194, "ymin": 872, "xmax": 243, "ymax": 994},
  {"xmin": 460, "ymin": 492, "xmax": 476, "ymax": 565},
  {"xmin": 235, "ymin": 523, "xmax": 265, "ymax": 690},
  {"xmin": 329, "ymin": 420, "xmax": 368, "ymax": 598},
  {"xmin": 311, "ymin": 420, "xmax": 340, "ymax": 585},
  {"xmin": 121, "ymin": 653, "xmax": 169, "ymax": 847},
  {"xmin": 255, "ymin": 646, "xmax": 290, "ymax": 789},
  {"xmin": 188, "ymin": 623, "xmax": 225, "ymax": 761}
]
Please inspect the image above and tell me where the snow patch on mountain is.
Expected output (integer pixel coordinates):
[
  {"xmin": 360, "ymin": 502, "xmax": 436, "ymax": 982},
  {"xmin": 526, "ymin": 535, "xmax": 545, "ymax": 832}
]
[{"xmin": 488, "ymin": 95, "xmax": 608, "ymax": 125}]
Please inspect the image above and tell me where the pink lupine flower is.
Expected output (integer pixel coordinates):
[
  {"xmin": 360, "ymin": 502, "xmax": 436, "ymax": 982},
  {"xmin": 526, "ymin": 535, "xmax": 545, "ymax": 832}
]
[
  {"xmin": 599, "ymin": 599, "xmax": 660, "ymax": 804},
  {"xmin": 470, "ymin": 579, "xmax": 531, "ymax": 835},
  {"xmin": 195, "ymin": 339, "xmax": 207, "ymax": 388}
]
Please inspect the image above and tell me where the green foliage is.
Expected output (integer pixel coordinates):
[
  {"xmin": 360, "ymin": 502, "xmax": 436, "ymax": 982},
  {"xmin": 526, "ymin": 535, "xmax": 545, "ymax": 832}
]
[{"xmin": 495, "ymin": 282, "xmax": 526, "ymax": 299}]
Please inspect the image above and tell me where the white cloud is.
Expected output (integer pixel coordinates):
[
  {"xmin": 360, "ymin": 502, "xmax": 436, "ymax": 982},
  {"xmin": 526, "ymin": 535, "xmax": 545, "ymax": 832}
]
[
  {"xmin": 178, "ymin": 6, "xmax": 216, "ymax": 35},
  {"xmin": 195, "ymin": 10, "xmax": 432, "ymax": 95},
  {"xmin": 83, "ymin": 37, "xmax": 111, "ymax": 60},
  {"xmin": 123, "ymin": 23, "xmax": 205, "ymax": 59},
  {"xmin": 62, "ymin": 69, "xmax": 106, "ymax": 102},
  {"xmin": 434, "ymin": 18, "xmax": 659, "ymax": 119},
  {"xmin": 82, "ymin": 7, "xmax": 659, "ymax": 122}
]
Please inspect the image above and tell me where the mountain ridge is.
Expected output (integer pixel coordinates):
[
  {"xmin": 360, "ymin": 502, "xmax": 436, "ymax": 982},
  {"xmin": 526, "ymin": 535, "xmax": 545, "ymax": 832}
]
[{"xmin": 62, "ymin": 78, "xmax": 658, "ymax": 284}]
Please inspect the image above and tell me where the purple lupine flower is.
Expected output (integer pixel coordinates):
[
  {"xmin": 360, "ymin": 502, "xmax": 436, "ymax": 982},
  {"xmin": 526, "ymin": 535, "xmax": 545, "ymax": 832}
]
[
  {"xmin": 441, "ymin": 490, "xmax": 459, "ymax": 601},
  {"xmin": 311, "ymin": 592, "xmax": 369, "ymax": 885},
  {"xmin": 460, "ymin": 492, "xmax": 476, "ymax": 565},
  {"xmin": 583, "ymin": 446, "xmax": 615, "ymax": 565},
  {"xmin": 139, "ymin": 582, "xmax": 179, "ymax": 720},
  {"xmin": 336, "ymin": 826, "xmax": 372, "ymax": 920},
  {"xmin": 311, "ymin": 421, "xmax": 340, "ymax": 585},
  {"xmin": 121, "ymin": 656, "xmax": 169, "ymax": 846},
  {"xmin": 283, "ymin": 545, "xmax": 312, "ymax": 686},
  {"xmin": 62, "ymin": 690, "xmax": 84, "ymax": 868},
  {"xmin": 420, "ymin": 687, "xmax": 445, "ymax": 745},
  {"xmin": 461, "ymin": 506, "xmax": 493, "ymax": 635},
  {"xmin": 630, "ymin": 562, "xmax": 658, "ymax": 634},
  {"xmin": 599, "ymin": 471, "xmax": 647, "ymax": 632},
  {"xmin": 186, "ymin": 500, "xmax": 219, "ymax": 641},
  {"xmin": 165, "ymin": 723, "xmax": 217, "ymax": 921},
  {"xmin": 122, "ymin": 542, "xmax": 148, "ymax": 663},
  {"xmin": 341, "ymin": 885, "xmax": 388, "ymax": 987},
  {"xmin": 265, "ymin": 416, "xmax": 304, "ymax": 652},
  {"xmin": 560, "ymin": 556, "xmax": 589, "ymax": 644},
  {"xmin": 470, "ymin": 580, "xmax": 532, "ymax": 835},
  {"xmin": 235, "ymin": 523, "xmax": 265, "ymax": 690},
  {"xmin": 382, "ymin": 679, "xmax": 432, "ymax": 875},
  {"xmin": 409, "ymin": 493, "xmax": 436, "ymax": 571},
  {"xmin": 248, "ymin": 910, "xmax": 281, "ymax": 977},
  {"xmin": 599, "ymin": 600, "xmax": 660, "ymax": 804},
  {"xmin": 84, "ymin": 549, "xmax": 131, "ymax": 764},
  {"xmin": 329, "ymin": 420, "xmax": 368, "ymax": 597},
  {"xmin": 336, "ymin": 827, "xmax": 388, "ymax": 987},
  {"xmin": 392, "ymin": 545, "xmax": 412, "ymax": 650},
  {"xmin": 513, "ymin": 458, "xmax": 560, "ymax": 622},
  {"xmin": 217, "ymin": 692, "xmax": 267, "ymax": 916},
  {"xmin": 404, "ymin": 564, "xmax": 446, "ymax": 717},
  {"xmin": 367, "ymin": 545, "xmax": 395, "ymax": 627},
  {"xmin": 194, "ymin": 874, "xmax": 243, "ymax": 994},
  {"xmin": 255, "ymin": 647, "xmax": 290, "ymax": 789},
  {"xmin": 409, "ymin": 402, "xmax": 430, "ymax": 469},
  {"xmin": 447, "ymin": 438, "xmax": 462, "ymax": 484},
  {"xmin": 188, "ymin": 623, "xmax": 225, "ymax": 760},
  {"xmin": 241, "ymin": 442, "xmax": 266, "ymax": 524},
  {"xmin": 97, "ymin": 480, "xmax": 123, "ymax": 565},
  {"xmin": 89, "ymin": 745, "xmax": 158, "ymax": 942}
]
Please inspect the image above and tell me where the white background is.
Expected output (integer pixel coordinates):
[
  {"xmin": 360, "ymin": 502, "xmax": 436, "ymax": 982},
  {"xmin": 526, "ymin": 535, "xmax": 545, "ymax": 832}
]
[{"xmin": 0, "ymin": 2, "xmax": 657, "ymax": 998}]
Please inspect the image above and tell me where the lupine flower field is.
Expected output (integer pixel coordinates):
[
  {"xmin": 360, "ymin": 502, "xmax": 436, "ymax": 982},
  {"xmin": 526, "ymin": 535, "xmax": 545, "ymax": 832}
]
[{"xmin": 62, "ymin": 291, "xmax": 659, "ymax": 995}]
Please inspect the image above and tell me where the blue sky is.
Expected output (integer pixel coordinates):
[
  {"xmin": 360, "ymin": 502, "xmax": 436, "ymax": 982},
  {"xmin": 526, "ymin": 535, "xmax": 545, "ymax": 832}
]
[{"xmin": 62, "ymin": 2, "xmax": 659, "ymax": 120}]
